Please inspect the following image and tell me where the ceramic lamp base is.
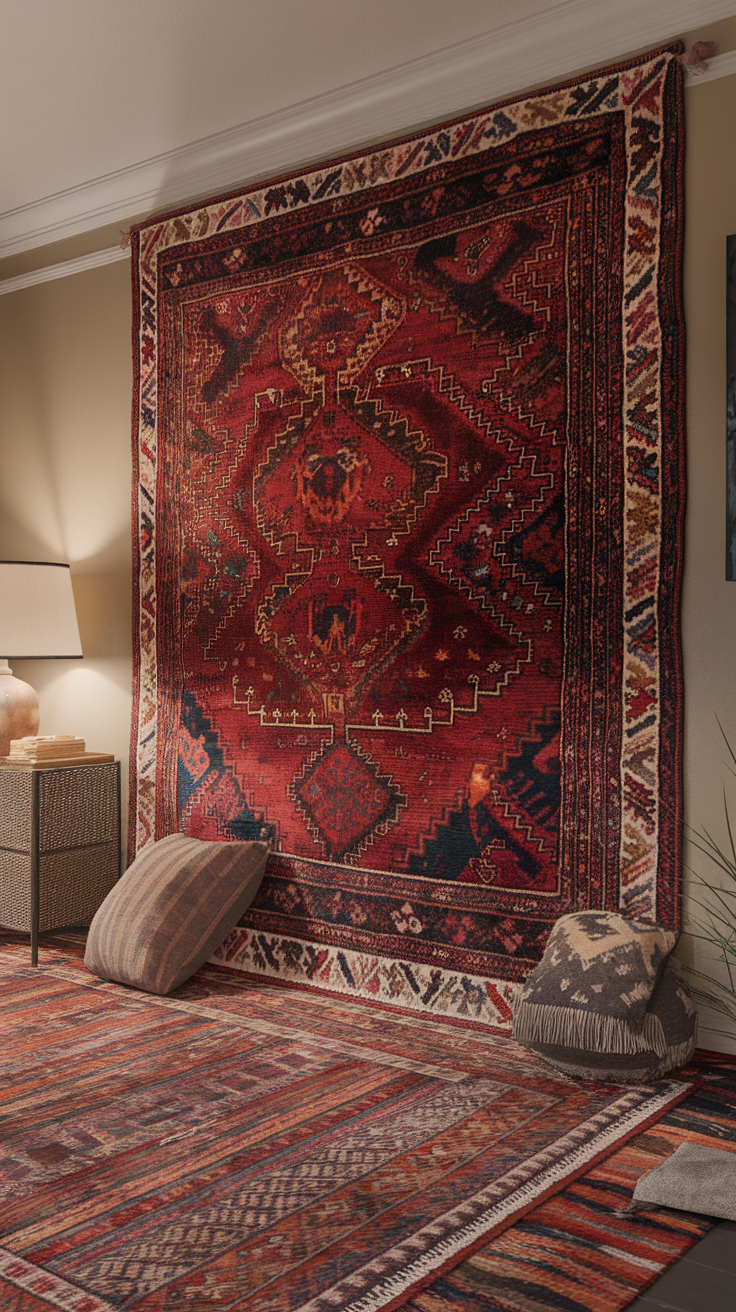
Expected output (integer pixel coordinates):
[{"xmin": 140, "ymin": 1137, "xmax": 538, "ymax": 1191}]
[{"xmin": 0, "ymin": 660, "xmax": 40, "ymax": 757}]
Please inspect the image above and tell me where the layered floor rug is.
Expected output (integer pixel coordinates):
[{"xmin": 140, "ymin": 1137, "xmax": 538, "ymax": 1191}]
[
  {"xmin": 130, "ymin": 44, "xmax": 685, "ymax": 1022},
  {"xmin": 405, "ymin": 1052, "xmax": 736, "ymax": 1311},
  {"xmin": 0, "ymin": 932, "xmax": 704, "ymax": 1312}
]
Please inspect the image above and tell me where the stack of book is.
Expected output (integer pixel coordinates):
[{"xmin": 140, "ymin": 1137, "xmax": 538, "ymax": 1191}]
[{"xmin": 7, "ymin": 735, "xmax": 86, "ymax": 762}]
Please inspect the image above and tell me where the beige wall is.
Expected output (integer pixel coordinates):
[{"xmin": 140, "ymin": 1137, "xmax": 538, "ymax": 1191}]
[
  {"xmin": 0, "ymin": 261, "xmax": 133, "ymax": 846},
  {"xmin": 1, "ymin": 63, "xmax": 735, "ymax": 1053},
  {"xmin": 678, "ymin": 71, "xmax": 736, "ymax": 1054}
]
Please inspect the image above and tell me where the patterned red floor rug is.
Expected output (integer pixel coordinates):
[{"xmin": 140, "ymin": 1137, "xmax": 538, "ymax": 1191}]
[
  {"xmin": 0, "ymin": 934, "xmax": 694, "ymax": 1312},
  {"xmin": 404, "ymin": 1051, "xmax": 736, "ymax": 1312},
  {"xmin": 130, "ymin": 44, "xmax": 685, "ymax": 1023}
]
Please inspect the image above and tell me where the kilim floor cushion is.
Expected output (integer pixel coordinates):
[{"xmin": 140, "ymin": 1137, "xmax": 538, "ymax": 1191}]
[
  {"xmin": 0, "ymin": 932, "xmax": 693, "ymax": 1312},
  {"xmin": 130, "ymin": 43, "xmax": 685, "ymax": 1024},
  {"xmin": 512, "ymin": 913, "xmax": 698, "ymax": 1082}
]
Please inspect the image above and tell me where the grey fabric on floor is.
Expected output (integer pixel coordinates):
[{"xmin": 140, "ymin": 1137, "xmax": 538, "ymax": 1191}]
[{"xmin": 632, "ymin": 1142, "xmax": 736, "ymax": 1220}]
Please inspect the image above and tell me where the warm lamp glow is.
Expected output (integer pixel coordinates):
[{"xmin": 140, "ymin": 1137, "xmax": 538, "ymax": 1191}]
[
  {"xmin": 0, "ymin": 561, "xmax": 83, "ymax": 755},
  {"xmin": 0, "ymin": 561, "xmax": 83, "ymax": 658}
]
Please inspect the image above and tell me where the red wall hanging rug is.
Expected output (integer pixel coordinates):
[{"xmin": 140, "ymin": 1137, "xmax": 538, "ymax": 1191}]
[{"xmin": 131, "ymin": 45, "xmax": 685, "ymax": 1025}]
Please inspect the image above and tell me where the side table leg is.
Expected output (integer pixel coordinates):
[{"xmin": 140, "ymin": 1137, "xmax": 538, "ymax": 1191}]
[{"xmin": 30, "ymin": 771, "xmax": 39, "ymax": 967}]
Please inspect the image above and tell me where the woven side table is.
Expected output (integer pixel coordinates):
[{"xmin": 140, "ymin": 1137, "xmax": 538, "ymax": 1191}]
[{"xmin": 0, "ymin": 757, "xmax": 120, "ymax": 964}]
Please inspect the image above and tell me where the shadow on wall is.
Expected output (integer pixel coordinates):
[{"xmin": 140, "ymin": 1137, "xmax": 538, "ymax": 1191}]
[{"xmin": 71, "ymin": 567, "xmax": 133, "ymax": 664}]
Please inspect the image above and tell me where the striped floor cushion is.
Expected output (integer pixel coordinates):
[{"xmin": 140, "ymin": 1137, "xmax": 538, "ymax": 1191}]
[{"xmin": 84, "ymin": 833, "xmax": 270, "ymax": 994}]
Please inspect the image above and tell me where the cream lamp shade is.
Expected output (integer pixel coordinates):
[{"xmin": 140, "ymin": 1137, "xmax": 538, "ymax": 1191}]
[{"xmin": 0, "ymin": 561, "xmax": 83, "ymax": 756}]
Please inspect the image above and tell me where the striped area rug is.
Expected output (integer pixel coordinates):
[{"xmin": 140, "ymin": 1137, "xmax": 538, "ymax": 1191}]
[
  {"xmin": 405, "ymin": 1052, "xmax": 736, "ymax": 1311},
  {"xmin": 0, "ymin": 933, "xmax": 713, "ymax": 1312}
]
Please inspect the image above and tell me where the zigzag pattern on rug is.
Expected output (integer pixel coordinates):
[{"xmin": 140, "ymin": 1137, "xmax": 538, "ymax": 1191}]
[{"xmin": 0, "ymin": 932, "xmax": 698, "ymax": 1312}]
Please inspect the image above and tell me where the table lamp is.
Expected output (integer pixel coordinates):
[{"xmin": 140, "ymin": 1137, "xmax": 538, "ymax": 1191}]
[{"xmin": 0, "ymin": 561, "xmax": 83, "ymax": 757}]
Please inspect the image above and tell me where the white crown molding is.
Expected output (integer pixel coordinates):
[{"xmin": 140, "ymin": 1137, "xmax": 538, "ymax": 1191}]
[
  {"xmin": 0, "ymin": 244, "xmax": 130, "ymax": 297},
  {"xmin": 1, "ymin": 0, "xmax": 735, "ymax": 263},
  {"xmin": 684, "ymin": 47, "xmax": 736, "ymax": 82}
]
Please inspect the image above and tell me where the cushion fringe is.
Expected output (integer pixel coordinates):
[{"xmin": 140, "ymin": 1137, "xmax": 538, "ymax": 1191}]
[
  {"xmin": 513, "ymin": 1001, "xmax": 669, "ymax": 1058},
  {"xmin": 543, "ymin": 1035, "xmax": 697, "ymax": 1084}
]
